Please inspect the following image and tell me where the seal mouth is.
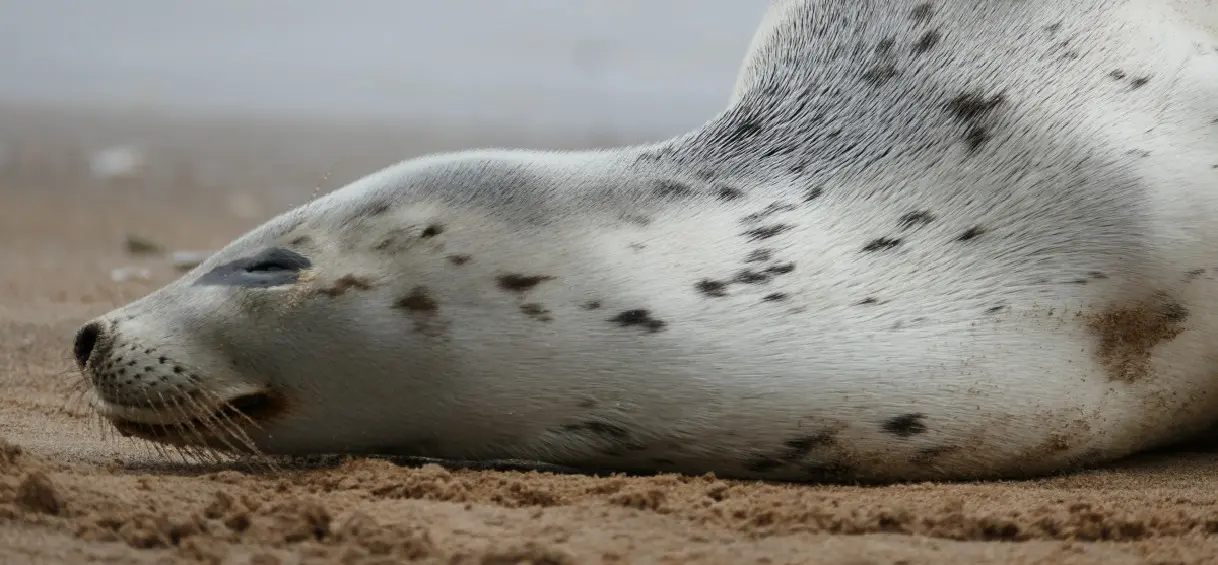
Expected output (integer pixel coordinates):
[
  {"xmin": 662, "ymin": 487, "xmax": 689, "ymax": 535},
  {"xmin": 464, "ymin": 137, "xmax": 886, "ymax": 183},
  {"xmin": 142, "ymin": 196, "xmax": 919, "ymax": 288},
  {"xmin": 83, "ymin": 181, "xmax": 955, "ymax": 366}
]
[{"xmin": 110, "ymin": 391, "xmax": 283, "ymax": 443}]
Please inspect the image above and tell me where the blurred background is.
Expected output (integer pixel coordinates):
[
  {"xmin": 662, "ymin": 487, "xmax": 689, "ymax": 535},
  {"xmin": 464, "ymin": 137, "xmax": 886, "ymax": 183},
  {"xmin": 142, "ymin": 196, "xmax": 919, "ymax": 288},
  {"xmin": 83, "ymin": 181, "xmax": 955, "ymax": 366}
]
[{"xmin": 0, "ymin": 0, "xmax": 767, "ymax": 248}]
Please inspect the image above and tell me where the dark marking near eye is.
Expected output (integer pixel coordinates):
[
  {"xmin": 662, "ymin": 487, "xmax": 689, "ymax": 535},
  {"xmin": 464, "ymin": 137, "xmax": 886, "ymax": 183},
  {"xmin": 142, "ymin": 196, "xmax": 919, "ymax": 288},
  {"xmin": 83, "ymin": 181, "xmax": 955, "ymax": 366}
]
[
  {"xmin": 655, "ymin": 180, "xmax": 694, "ymax": 199},
  {"xmin": 447, "ymin": 254, "xmax": 471, "ymax": 266},
  {"xmin": 946, "ymin": 92, "xmax": 1005, "ymax": 122},
  {"xmin": 743, "ymin": 224, "xmax": 794, "ymax": 241},
  {"xmin": 395, "ymin": 286, "xmax": 438, "ymax": 312},
  {"xmin": 1109, "ymin": 69, "xmax": 1126, "ymax": 80},
  {"xmin": 496, "ymin": 274, "xmax": 555, "ymax": 292},
  {"xmin": 716, "ymin": 186, "xmax": 744, "ymax": 201},
  {"xmin": 804, "ymin": 186, "xmax": 824, "ymax": 202},
  {"xmin": 610, "ymin": 309, "xmax": 666, "ymax": 333},
  {"xmin": 520, "ymin": 303, "xmax": 553, "ymax": 322},
  {"xmin": 862, "ymin": 237, "xmax": 902, "ymax": 252},
  {"xmin": 957, "ymin": 226, "xmax": 985, "ymax": 241},
  {"xmin": 289, "ymin": 235, "xmax": 311, "ymax": 246},
  {"xmin": 883, "ymin": 413, "xmax": 927, "ymax": 437},
  {"xmin": 910, "ymin": 2, "xmax": 933, "ymax": 22},
  {"xmin": 862, "ymin": 63, "xmax": 898, "ymax": 85},
  {"xmin": 582, "ymin": 300, "xmax": 603, "ymax": 310},
  {"xmin": 912, "ymin": 30, "xmax": 940, "ymax": 54},
  {"xmin": 745, "ymin": 249, "xmax": 773, "ymax": 263},
  {"xmin": 195, "ymin": 247, "xmax": 311, "ymax": 288},
  {"xmin": 563, "ymin": 421, "xmax": 630, "ymax": 440},
  {"xmin": 318, "ymin": 274, "xmax": 374, "ymax": 297},
  {"xmin": 1130, "ymin": 76, "xmax": 1150, "ymax": 89},
  {"xmin": 763, "ymin": 293, "xmax": 788, "ymax": 302},
  {"xmin": 420, "ymin": 224, "xmax": 444, "ymax": 238},
  {"xmin": 696, "ymin": 280, "xmax": 729, "ymax": 297},
  {"xmin": 858, "ymin": 297, "xmax": 879, "ymax": 305},
  {"xmin": 899, "ymin": 210, "xmax": 935, "ymax": 229}
]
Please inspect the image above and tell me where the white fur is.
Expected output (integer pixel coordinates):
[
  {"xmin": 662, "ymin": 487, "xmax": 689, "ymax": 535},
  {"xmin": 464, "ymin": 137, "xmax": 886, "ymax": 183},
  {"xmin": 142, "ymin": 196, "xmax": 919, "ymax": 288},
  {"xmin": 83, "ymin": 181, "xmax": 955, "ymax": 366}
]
[{"xmin": 76, "ymin": 0, "xmax": 1218, "ymax": 482}]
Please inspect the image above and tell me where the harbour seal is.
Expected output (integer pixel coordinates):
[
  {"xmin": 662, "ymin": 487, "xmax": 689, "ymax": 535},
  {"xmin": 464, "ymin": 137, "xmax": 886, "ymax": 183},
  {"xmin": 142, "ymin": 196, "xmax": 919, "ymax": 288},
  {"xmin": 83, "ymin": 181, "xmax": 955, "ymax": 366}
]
[{"xmin": 72, "ymin": 0, "xmax": 1218, "ymax": 483}]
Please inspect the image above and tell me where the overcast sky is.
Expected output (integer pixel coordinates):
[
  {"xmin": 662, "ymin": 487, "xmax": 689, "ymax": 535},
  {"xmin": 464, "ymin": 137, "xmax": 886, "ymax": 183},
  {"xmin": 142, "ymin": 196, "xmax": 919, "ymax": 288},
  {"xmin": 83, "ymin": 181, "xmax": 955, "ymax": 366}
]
[{"xmin": 0, "ymin": 0, "xmax": 768, "ymax": 137}]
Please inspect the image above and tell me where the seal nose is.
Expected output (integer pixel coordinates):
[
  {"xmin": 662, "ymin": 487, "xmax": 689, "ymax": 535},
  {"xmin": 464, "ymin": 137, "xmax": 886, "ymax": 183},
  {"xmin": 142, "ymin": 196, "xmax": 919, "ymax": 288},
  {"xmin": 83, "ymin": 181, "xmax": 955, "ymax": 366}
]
[{"xmin": 73, "ymin": 321, "xmax": 105, "ymax": 370}]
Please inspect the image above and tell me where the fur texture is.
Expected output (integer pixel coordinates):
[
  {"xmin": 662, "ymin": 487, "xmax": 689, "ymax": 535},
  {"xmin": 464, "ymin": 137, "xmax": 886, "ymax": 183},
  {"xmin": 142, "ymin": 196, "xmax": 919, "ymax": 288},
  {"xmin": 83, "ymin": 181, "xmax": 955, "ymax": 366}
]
[{"xmin": 74, "ymin": 0, "xmax": 1218, "ymax": 482}]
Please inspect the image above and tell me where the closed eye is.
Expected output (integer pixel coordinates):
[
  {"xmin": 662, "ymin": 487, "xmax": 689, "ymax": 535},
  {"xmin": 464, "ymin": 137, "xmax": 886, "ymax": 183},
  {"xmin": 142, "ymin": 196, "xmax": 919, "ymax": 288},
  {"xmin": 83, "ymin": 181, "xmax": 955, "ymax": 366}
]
[{"xmin": 243, "ymin": 248, "xmax": 312, "ymax": 274}]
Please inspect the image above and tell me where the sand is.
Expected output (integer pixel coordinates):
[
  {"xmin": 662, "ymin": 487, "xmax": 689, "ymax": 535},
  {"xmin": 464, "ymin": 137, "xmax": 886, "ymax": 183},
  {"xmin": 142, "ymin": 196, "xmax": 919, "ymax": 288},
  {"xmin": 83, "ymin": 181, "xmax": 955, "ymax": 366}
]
[{"xmin": 3, "ymin": 104, "xmax": 1218, "ymax": 565}]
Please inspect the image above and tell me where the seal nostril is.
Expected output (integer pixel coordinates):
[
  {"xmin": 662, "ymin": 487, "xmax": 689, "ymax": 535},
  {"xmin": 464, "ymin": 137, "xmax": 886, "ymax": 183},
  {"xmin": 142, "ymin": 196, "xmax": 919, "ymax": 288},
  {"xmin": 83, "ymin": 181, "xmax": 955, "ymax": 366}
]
[{"xmin": 73, "ymin": 322, "xmax": 103, "ymax": 369}]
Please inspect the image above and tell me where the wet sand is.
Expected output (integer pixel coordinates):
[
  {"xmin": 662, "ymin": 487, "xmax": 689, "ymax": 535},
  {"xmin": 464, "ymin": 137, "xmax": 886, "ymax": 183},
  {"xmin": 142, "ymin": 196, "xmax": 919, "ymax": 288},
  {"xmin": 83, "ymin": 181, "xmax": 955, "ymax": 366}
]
[{"xmin": 2, "ymin": 104, "xmax": 1217, "ymax": 565}]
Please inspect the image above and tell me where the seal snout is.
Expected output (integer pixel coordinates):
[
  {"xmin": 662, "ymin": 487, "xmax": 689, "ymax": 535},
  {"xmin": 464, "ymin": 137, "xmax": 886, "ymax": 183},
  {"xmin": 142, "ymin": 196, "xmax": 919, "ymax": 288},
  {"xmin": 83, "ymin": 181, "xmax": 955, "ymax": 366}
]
[{"xmin": 73, "ymin": 320, "xmax": 108, "ymax": 370}]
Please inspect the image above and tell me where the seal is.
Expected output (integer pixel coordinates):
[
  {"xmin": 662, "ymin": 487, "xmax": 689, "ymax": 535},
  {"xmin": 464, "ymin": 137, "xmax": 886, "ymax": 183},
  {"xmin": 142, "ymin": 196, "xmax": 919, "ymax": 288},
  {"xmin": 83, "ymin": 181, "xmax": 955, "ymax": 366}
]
[{"xmin": 72, "ymin": 0, "xmax": 1218, "ymax": 483}]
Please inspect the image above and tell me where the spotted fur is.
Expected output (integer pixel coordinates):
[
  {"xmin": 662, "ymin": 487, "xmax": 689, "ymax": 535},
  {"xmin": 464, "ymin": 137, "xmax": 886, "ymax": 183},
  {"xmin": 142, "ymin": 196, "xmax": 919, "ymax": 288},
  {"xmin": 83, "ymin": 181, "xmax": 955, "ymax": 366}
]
[{"xmin": 73, "ymin": 0, "xmax": 1218, "ymax": 483}]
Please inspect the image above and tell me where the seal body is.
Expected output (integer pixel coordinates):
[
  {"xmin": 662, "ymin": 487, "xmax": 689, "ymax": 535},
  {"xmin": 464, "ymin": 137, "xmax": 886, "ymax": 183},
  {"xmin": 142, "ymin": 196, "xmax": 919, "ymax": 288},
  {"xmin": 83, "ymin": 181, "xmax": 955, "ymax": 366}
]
[{"xmin": 73, "ymin": 0, "xmax": 1218, "ymax": 482}]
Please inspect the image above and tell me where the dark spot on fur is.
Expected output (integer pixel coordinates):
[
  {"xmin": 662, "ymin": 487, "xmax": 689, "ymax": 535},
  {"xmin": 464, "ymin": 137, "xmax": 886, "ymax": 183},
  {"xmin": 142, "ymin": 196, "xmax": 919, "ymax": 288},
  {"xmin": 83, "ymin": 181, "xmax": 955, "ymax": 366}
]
[
  {"xmin": 883, "ymin": 413, "xmax": 927, "ymax": 437},
  {"xmin": 610, "ymin": 309, "xmax": 666, "ymax": 333},
  {"xmin": 858, "ymin": 297, "xmax": 879, "ymax": 305},
  {"xmin": 582, "ymin": 300, "xmax": 603, "ymax": 310},
  {"xmin": 622, "ymin": 214, "xmax": 652, "ymax": 226},
  {"xmin": 763, "ymin": 293, "xmax": 788, "ymax": 302},
  {"xmin": 898, "ymin": 210, "xmax": 935, "ymax": 229},
  {"xmin": 420, "ymin": 224, "xmax": 444, "ymax": 238},
  {"xmin": 696, "ymin": 279, "xmax": 729, "ymax": 297},
  {"xmin": 563, "ymin": 421, "xmax": 630, "ymax": 440},
  {"xmin": 743, "ymin": 224, "xmax": 794, "ymax": 242},
  {"xmin": 876, "ymin": 37, "xmax": 895, "ymax": 53},
  {"xmin": 655, "ymin": 180, "xmax": 694, "ymax": 199},
  {"xmin": 447, "ymin": 254, "xmax": 471, "ymax": 266},
  {"xmin": 912, "ymin": 30, "xmax": 940, "ymax": 54},
  {"xmin": 910, "ymin": 2, "xmax": 933, "ymax": 22},
  {"xmin": 862, "ymin": 63, "xmax": 898, "ymax": 85},
  {"xmin": 782, "ymin": 433, "xmax": 835, "ymax": 461},
  {"xmin": 745, "ymin": 249, "xmax": 773, "ymax": 263},
  {"xmin": 862, "ymin": 237, "xmax": 902, "ymax": 252},
  {"xmin": 946, "ymin": 92, "xmax": 1005, "ymax": 122},
  {"xmin": 628, "ymin": 243, "xmax": 646, "ymax": 251},
  {"xmin": 1085, "ymin": 295, "xmax": 1187, "ymax": 382},
  {"xmin": 496, "ymin": 274, "xmax": 555, "ymax": 292},
  {"xmin": 804, "ymin": 186, "xmax": 825, "ymax": 202},
  {"xmin": 964, "ymin": 126, "xmax": 992, "ymax": 151},
  {"xmin": 395, "ymin": 286, "xmax": 438, "ymax": 312},
  {"xmin": 716, "ymin": 186, "xmax": 744, "ymax": 201},
  {"xmin": 317, "ymin": 275, "xmax": 374, "ymax": 297},
  {"xmin": 734, "ymin": 270, "xmax": 770, "ymax": 284},
  {"xmin": 1109, "ymin": 69, "xmax": 1127, "ymax": 80},
  {"xmin": 986, "ymin": 305, "xmax": 1006, "ymax": 314},
  {"xmin": 766, "ymin": 262, "xmax": 795, "ymax": 275},
  {"xmin": 957, "ymin": 226, "xmax": 986, "ymax": 241},
  {"xmin": 1130, "ymin": 76, "xmax": 1150, "ymax": 89},
  {"xmin": 1070, "ymin": 278, "xmax": 1089, "ymax": 285},
  {"xmin": 289, "ymin": 235, "xmax": 311, "ymax": 246},
  {"xmin": 741, "ymin": 203, "xmax": 797, "ymax": 224},
  {"xmin": 1044, "ymin": 22, "xmax": 1062, "ymax": 34},
  {"xmin": 734, "ymin": 121, "xmax": 762, "ymax": 138},
  {"xmin": 520, "ymin": 303, "xmax": 553, "ymax": 322}
]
